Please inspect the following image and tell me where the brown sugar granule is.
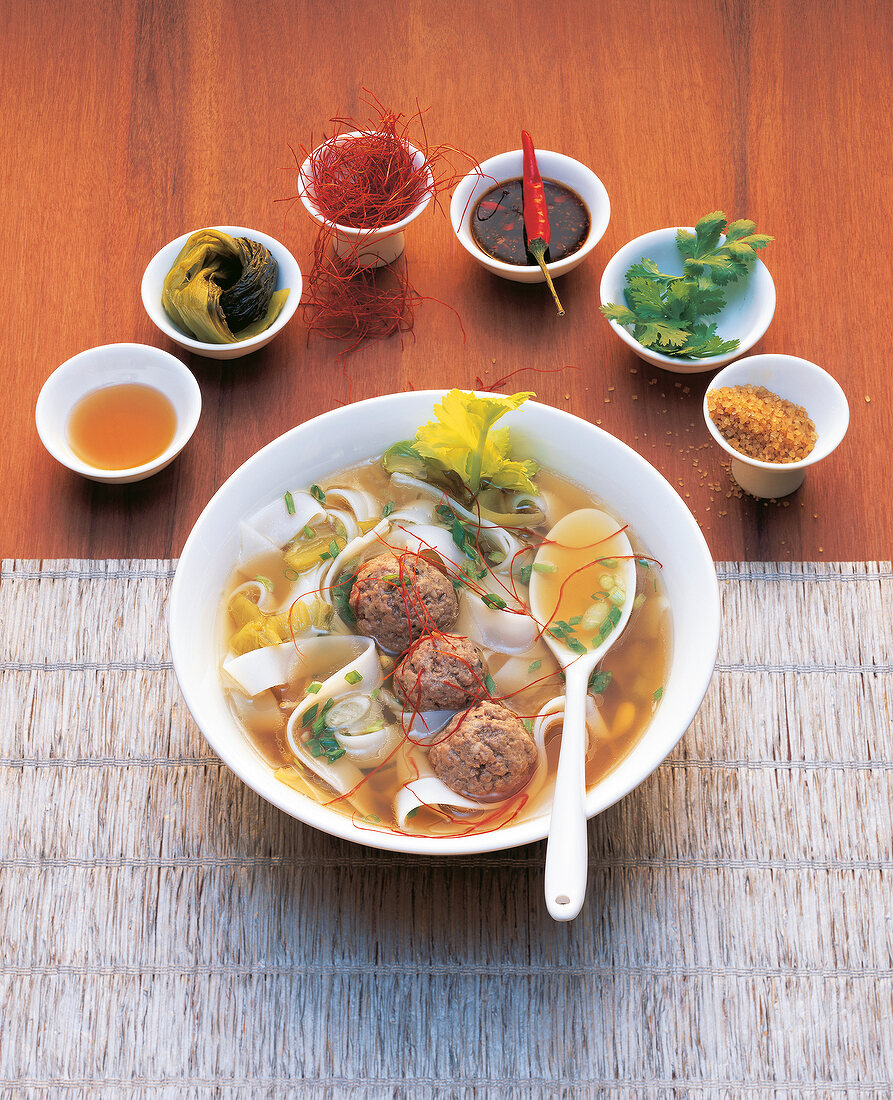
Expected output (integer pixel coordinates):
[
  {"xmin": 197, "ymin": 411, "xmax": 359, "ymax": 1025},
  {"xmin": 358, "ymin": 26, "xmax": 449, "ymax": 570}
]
[{"xmin": 707, "ymin": 384, "xmax": 817, "ymax": 463}]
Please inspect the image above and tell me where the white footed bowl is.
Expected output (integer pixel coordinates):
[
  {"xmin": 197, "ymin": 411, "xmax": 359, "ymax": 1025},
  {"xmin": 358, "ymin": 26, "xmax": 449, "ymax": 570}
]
[
  {"xmin": 298, "ymin": 132, "xmax": 433, "ymax": 267},
  {"xmin": 141, "ymin": 225, "xmax": 302, "ymax": 361},
  {"xmin": 600, "ymin": 227, "xmax": 776, "ymax": 373},
  {"xmin": 450, "ymin": 149, "xmax": 610, "ymax": 283},
  {"xmin": 170, "ymin": 393, "xmax": 719, "ymax": 855},
  {"xmin": 35, "ymin": 342, "xmax": 201, "ymax": 484},
  {"xmin": 704, "ymin": 354, "xmax": 849, "ymax": 498}
]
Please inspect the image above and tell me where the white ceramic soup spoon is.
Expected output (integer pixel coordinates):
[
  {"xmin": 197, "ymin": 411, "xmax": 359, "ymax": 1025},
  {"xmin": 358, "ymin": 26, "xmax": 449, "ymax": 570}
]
[{"xmin": 528, "ymin": 508, "xmax": 637, "ymax": 921}]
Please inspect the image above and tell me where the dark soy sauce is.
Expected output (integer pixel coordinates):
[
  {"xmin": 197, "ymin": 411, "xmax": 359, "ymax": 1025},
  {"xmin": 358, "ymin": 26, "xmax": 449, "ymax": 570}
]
[{"xmin": 471, "ymin": 177, "xmax": 590, "ymax": 266}]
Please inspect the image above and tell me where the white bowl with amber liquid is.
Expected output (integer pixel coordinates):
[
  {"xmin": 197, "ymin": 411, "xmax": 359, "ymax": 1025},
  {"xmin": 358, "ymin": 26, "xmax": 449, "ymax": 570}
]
[
  {"xmin": 35, "ymin": 343, "xmax": 202, "ymax": 484},
  {"xmin": 169, "ymin": 391, "xmax": 720, "ymax": 855}
]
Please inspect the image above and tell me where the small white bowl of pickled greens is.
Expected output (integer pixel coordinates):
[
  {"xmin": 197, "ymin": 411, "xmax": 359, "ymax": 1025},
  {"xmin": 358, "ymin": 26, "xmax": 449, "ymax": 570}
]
[{"xmin": 170, "ymin": 390, "xmax": 719, "ymax": 856}]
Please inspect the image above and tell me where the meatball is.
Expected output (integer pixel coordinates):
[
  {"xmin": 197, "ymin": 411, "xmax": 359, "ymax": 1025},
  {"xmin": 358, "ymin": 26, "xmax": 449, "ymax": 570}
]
[
  {"xmin": 395, "ymin": 635, "xmax": 489, "ymax": 712},
  {"xmin": 429, "ymin": 699, "xmax": 538, "ymax": 799},
  {"xmin": 349, "ymin": 552, "xmax": 458, "ymax": 654}
]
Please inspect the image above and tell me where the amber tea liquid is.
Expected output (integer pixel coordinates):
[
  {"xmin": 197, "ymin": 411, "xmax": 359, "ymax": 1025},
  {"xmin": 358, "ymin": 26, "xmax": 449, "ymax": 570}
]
[{"xmin": 67, "ymin": 383, "xmax": 177, "ymax": 470}]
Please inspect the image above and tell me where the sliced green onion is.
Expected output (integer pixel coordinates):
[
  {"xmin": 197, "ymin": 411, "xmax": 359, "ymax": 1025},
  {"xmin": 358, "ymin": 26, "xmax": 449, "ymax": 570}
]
[
  {"xmin": 566, "ymin": 637, "xmax": 587, "ymax": 655},
  {"xmin": 597, "ymin": 605, "xmax": 623, "ymax": 641},
  {"xmin": 482, "ymin": 594, "xmax": 506, "ymax": 610},
  {"xmin": 284, "ymin": 491, "xmax": 295, "ymax": 515},
  {"xmin": 328, "ymin": 539, "xmax": 340, "ymax": 559},
  {"xmin": 310, "ymin": 485, "xmax": 326, "ymax": 504},
  {"xmin": 301, "ymin": 703, "xmax": 319, "ymax": 728},
  {"xmin": 653, "ymin": 686, "xmax": 664, "ymax": 703},
  {"xmin": 533, "ymin": 561, "xmax": 557, "ymax": 574},
  {"xmin": 518, "ymin": 563, "xmax": 533, "ymax": 585},
  {"xmin": 599, "ymin": 558, "xmax": 618, "ymax": 568},
  {"xmin": 306, "ymin": 681, "xmax": 322, "ymax": 695},
  {"xmin": 303, "ymin": 525, "xmax": 314, "ymax": 539},
  {"xmin": 344, "ymin": 670, "xmax": 363, "ymax": 685},
  {"xmin": 633, "ymin": 593, "xmax": 646, "ymax": 610},
  {"xmin": 610, "ymin": 587, "xmax": 625, "ymax": 606},
  {"xmin": 588, "ymin": 670, "xmax": 613, "ymax": 695},
  {"xmin": 569, "ymin": 616, "xmax": 583, "ymax": 626},
  {"xmin": 382, "ymin": 501, "xmax": 395, "ymax": 517},
  {"xmin": 406, "ymin": 807, "xmax": 419, "ymax": 820},
  {"xmin": 522, "ymin": 718, "xmax": 534, "ymax": 734},
  {"xmin": 484, "ymin": 673, "xmax": 497, "ymax": 695},
  {"xmin": 581, "ymin": 602, "xmax": 609, "ymax": 631},
  {"xmin": 255, "ymin": 575, "xmax": 273, "ymax": 592},
  {"xmin": 599, "ymin": 573, "xmax": 615, "ymax": 589},
  {"xmin": 528, "ymin": 659, "xmax": 542, "ymax": 673}
]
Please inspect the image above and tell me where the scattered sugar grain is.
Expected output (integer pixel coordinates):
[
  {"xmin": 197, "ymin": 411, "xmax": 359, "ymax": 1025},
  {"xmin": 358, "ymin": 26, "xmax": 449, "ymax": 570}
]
[{"xmin": 707, "ymin": 384, "xmax": 816, "ymax": 463}]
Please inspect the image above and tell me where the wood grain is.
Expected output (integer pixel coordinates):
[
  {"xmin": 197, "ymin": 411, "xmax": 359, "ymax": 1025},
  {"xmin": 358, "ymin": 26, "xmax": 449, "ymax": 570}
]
[
  {"xmin": 3, "ymin": 0, "xmax": 891, "ymax": 560},
  {"xmin": 0, "ymin": 558, "xmax": 891, "ymax": 1093}
]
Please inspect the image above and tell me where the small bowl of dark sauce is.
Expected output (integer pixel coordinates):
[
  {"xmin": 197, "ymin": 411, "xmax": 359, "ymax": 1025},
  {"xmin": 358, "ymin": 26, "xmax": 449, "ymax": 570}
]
[{"xmin": 451, "ymin": 149, "xmax": 610, "ymax": 284}]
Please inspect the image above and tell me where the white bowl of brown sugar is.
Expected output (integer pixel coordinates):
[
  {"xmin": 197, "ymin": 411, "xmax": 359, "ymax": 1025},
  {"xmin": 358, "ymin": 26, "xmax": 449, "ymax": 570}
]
[{"xmin": 703, "ymin": 353, "xmax": 849, "ymax": 498}]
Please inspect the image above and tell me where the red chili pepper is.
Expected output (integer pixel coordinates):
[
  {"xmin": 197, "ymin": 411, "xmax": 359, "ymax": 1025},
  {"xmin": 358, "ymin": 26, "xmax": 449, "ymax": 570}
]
[{"xmin": 521, "ymin": 130, "xmax": 565, "ymax": 316}]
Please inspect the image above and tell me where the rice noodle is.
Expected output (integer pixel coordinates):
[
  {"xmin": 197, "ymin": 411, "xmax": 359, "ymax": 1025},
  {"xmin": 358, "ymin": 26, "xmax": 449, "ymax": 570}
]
[
  {"xmin": 453, "ymin": 591, "xmax": 541, "ymax": 655},
  {"xmin": 323, "ymin": 486, "xmax": 380, "ymax": 524},
  {"xmin": 222, "ymin": 641, "xmax": 302, "ymax": 697},
  {"xmin": 387, "ymin": 522, "xmax": 465, "ymax": 571},
  {"xmin": 282, "ymin": 636, "xmax": 384, "ymax": 799},
  {"xmin": 240, "ymin": 492, "xmax": 327, "ymax": 558}
]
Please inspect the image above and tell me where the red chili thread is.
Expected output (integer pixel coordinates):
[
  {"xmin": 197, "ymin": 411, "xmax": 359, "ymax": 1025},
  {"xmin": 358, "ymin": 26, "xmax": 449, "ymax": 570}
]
[
  {"xmin": 475, "ymin": 364, "xmax": 581, "ymax": 392},
  {"xmin": 281, "ymin": 92, "xmax": 476, "ymax": 356}
]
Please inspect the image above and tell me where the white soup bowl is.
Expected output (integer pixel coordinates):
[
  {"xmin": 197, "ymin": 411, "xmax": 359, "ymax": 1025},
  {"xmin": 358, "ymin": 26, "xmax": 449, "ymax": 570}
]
[{"xmin": 170, "ymin": 392, "xmax": 720, "ymax": 855}]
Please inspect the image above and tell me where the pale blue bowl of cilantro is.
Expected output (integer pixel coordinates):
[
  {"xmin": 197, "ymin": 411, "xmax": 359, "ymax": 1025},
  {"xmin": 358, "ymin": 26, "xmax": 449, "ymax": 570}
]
[{"xmin": 599, "ymin": 212, "xmax": 776, "ymax": 374}]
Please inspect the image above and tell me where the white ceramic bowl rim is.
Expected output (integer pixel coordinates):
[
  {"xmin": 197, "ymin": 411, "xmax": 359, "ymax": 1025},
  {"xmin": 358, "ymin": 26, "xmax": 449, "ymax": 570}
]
[
  {"xmin": 170, "ymin": 391, "xmax": 720, "ymax": 855},
  {"xmin": 141, "ymin": 225, "xmax": 302, "ymax": 354},
  {"xmin": 297, "ymin": 131, "xmax": 435, "ymax": 235},
  {"xmin": 704, "ymin": 354, "xmax": 850, "ymax": 470},
  {"xmin": 451, "ymin": 148, "xmax": 609, "ymax": 275},
  {"xmin": 35, "ymin": 342, "xmax": 202, "ymax": 478}
]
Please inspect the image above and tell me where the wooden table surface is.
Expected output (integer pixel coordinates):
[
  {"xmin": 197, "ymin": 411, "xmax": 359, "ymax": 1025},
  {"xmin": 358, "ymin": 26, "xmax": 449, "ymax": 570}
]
[{"xmin": 4, "ymin": 0, "xmax": 891, "ymax": 562}]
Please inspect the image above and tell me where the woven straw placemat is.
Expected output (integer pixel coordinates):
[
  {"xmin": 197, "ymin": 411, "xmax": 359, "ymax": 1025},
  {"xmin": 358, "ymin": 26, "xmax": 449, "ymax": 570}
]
[{"xmin": 0, "ymin": 560, "xmax": 891, "ymax": 1097}]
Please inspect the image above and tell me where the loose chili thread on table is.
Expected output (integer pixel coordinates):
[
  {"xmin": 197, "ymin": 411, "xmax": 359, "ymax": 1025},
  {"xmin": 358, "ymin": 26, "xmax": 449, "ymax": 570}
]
[
  {"xmin": 521, "ymin": 129, "xmax": 565, "ymax": 317},
  {"xmin": 474, "ymin": 364, "xmax": 581, "ymax": 392}
]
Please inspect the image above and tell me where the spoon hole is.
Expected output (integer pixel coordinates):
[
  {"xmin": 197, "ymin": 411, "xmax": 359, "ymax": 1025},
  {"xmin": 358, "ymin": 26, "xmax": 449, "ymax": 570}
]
[{"xmin": 555, "ymin": 894, "xmax": 571, "ymax": 905}]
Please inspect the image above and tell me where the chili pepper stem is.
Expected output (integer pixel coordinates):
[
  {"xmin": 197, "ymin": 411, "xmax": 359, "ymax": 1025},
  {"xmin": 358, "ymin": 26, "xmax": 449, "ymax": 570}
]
[{"xmin": 528, "ymin": 239, "xmax": 565, "ymax": 316}]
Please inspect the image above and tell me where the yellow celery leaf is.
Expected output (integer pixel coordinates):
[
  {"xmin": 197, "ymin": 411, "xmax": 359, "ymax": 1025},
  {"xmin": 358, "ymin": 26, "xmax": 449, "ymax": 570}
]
[{"xmin": 412, "ymin": 389, "xmax": 538, "ymax": 494}]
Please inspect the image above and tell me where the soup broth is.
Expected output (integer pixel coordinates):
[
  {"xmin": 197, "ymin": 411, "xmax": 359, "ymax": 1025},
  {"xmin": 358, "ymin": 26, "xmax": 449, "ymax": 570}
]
[{"xmin": 218, "ymin": 459, "xmax": 671, "ymax": 839}]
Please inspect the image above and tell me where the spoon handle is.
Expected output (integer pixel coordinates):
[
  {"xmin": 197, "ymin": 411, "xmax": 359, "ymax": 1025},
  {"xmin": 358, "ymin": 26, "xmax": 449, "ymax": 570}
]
[{"xmin": 544, "ymin": 662, "xmax": 590, "ymax": 921}]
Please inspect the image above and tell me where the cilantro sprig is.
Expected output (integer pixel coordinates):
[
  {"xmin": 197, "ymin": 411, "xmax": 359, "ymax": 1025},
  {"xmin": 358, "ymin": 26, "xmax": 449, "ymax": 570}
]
[{"xmin": 601, "ymin": 211, "xmax": 773, "ymax": 360}]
